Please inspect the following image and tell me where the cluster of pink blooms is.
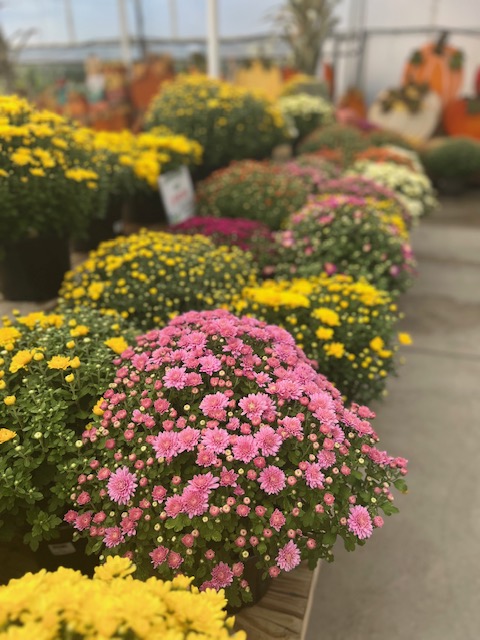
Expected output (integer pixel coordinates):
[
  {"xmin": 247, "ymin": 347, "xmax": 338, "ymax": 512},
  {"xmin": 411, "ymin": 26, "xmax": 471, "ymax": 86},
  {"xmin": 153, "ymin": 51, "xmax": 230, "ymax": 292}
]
[
  {"xmin": 171, "ymin": 216, "xmax": 272, "ymax": 253},
  {"xmin": 315, "ymin": 176, "xmax": 412, "ymax": 225},
  {"xmin": 66, "ymin": 310, "xmax": 407, "ymax": 604}
]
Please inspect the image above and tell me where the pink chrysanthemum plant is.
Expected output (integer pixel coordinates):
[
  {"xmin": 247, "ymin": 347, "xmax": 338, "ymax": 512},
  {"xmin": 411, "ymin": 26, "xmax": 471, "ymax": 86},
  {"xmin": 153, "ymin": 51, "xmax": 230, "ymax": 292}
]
[{"xmin": 66, "ymin": 310, "xmax": 408, "ymax": 608}]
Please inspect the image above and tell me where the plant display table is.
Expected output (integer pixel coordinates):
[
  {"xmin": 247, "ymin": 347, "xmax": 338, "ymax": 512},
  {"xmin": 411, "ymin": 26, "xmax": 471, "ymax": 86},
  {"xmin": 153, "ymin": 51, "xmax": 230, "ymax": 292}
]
[{"xmin": 235, "ymin": 564, "xmax": 320, "ymax": 640}]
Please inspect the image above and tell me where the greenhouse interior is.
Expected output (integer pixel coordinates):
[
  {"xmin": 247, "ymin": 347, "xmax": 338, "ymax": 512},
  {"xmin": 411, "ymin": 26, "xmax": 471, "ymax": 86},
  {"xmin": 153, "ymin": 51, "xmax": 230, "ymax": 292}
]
[{"xmin": 0, "ymin": 0, "xmax": 479, "ymax": 638}]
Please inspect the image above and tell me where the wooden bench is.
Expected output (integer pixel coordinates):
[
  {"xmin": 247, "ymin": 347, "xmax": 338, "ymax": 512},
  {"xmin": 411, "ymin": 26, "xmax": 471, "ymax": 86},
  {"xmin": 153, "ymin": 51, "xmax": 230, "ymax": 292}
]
[{"xmin": 234, "ymin": 563, "xmax": 320, "ymax": 640}]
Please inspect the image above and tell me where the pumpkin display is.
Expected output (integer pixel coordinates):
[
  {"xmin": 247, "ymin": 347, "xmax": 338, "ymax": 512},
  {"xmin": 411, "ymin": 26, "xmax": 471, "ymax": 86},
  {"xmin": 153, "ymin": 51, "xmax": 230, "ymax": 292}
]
[
  {"xmin": 402, "ymin": 32, "xmax": 464, "ymax": 107},
  {"xmin": 368, "ymin": 83, "xmax": 442, "ymax": 142},
  {"xmin": 338, "ymin": 87, "xmax": 367, "ymax": 120},
  {"xmin": 443, "ymin": 97, "xmax": 480, "ymax": 140}
]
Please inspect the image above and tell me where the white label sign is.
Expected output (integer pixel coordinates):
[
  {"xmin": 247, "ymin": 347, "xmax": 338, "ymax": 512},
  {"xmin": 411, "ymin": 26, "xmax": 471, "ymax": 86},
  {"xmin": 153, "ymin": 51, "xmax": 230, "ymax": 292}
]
[{"xmin": 158, "ymin": 166, "xmax": 196, "ymax": 225}]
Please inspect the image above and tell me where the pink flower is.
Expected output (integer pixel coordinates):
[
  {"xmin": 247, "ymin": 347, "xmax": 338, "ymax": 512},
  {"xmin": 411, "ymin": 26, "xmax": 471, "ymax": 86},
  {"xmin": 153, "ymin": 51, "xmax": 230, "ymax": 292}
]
[
  {"xmin": 74, "ymin": 512, "xmax": 92, "ymax": 531},
  {"xmin": 103, "ymin": 527, "xmax": 124, "ymax": 548},
  {"xmin": 167, "ymin": 551, "xmax": 184, "ymax": 569},
  {"xmin": 93, "ymin": 511, "xmax": 107, "ymax": 524},
  {"xmin": 304, "ymin": 463, "xmax": 325, "ymax": 489},
  {"xmin": 238, "ymin": 393, "xmax": 275, "ymax": 421},
  {"xmin": 107, "ymin": 466, "xmax": 138, "ymax": 505},
  {"xmin": 64, "ymin": 510, "xmax": 77, "ymax": 524},
  {"xmin": 165, "ymin": 495, "xmax": 184, "ymax": 518},
  {"xmin": 178, "ymin": 427, "xmax": 201, "ymax": 452},
  {"xmin": 199, "ymin": 355, "xmax": 222, "ymax": 374},
  {"xmin": 220, "ymin": 466, "xmax": 238, "ymax": 487},
  {"xmin": 276, "ymin": 540, "xmax": 301, "ymax": 572},
  {"xmin": 201, "ymin": 427, "xmax": 230, "ymax": 454},
  {"xmin": 199, "ymin": 392, "xmax": 229, "ymax": 421},
  {"xmin": 258, "ymin": 465, "xmax": 286, "ymax": 495},
  {"xmin": 163, "ymin": 366, "xmax": 188, "ymax": 389},
  {"xmin": 232, "ymin": 435, "xmax": 258, "ymax": 463},
  {"xmin": 211, "ymin": 562, "xmax": 234, "ymax": 589},
  {"xmin": 152, "ymin": 431, "xmax": 180, "ymax": 460},
  {"xmin": 152, "ymin": 485, "xmax": 167, "ymax": 502},
  {"xmin": 181, "ymin": 533, "xmax": 195, "ymax": 547},
  {"xmin": 150, "ymin": 545, "xmax": 169, "ymax": 568},
  {"xmin": 190, "ymin": 472, "xmax": 220, "ymax": 492},
  {"xmin": 279, "ymin": 416, "xmax": 303, "ymax": 437},
  {"xmin": 236, "ymin": 504, "xmax": 251, "ymax": 517},
  {"xmin": 182, "ymin": 487, "xmax": 209, "ymax": 518},
  {"xmin": 270, "ymin": 508, "xmax": 286, "ymax": 532},
  {"xmin": 347, "ymin": 505, "xmax": 373, "ymax": 540},
  {"xmin": 255, "ymin": 426, "xmax": 282, "ymax": 457},
  {"xmin": 196, "ymin": 449, "xmax": 217, "ymax": 467},
  {"xmin": 77, "ymin": 491, "xmax": 91, "ymax": 506}
]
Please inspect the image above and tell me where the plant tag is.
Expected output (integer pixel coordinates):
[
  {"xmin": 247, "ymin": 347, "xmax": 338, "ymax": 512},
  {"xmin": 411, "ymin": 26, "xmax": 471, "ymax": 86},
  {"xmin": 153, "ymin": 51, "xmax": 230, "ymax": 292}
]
[
  {"xmin": 158, "ymin": 166, "xmax": 196, "ymax": 225},
  {"xmin": 47, "ymin": 542, "xmax": 76, "ymax": 556}
]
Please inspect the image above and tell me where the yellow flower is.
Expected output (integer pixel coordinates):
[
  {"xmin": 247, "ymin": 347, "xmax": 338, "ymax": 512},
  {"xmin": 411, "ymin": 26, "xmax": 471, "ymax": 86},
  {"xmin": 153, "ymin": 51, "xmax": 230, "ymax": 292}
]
[
  {"xmin": 104, "ymin": 337, "xmax": 129, "ymax": 355},
  {"xmin": 0, "ymin": 428, "xmax": 16, "ymax": 444},
  {"xmin": 70, "ymin": 324, "xmax": 89, "ymax": 337},
  {"xmin": 369, "ymin": 336, "xmax": 385, "ymax": 352},
  {"xmin": 65, "ymin": 373, "xmax": 75, "ymax": 383},
  {"xmin": 92, "ymin": 399, "xmax": 104, "ymax": 416},
  {"xmin": 66, "ymin": 340, "xmax": 75, "ymax": 349},
  {"xmin": 312, "ymin": 307, "xmax": 340, "ymax": 326},
  {"xmin": 70, "ymin": 356, "xmax": 81, "ymax": 369},
  {"xmin": 94, "ymin": 556, "xmax": 136, "ymax": 582},
  {"xmin": 47, "ymin": 355, "xmax": 71, "ymax": 370},
  {"xmin": 315, "ymin": 327, "xmax": 334, "ymax": 340},
  {"xmin": 398, "ymin": 332, "xmax": 412, "ymax": 345},
  {"xmin": 0, "ymin": 327, "xmax": 21, "ymax": 347},
  {"xmin": 9, "ymin": 349, "xmax": 34, "ymax": 373},
  {"xmin": 4, "ymin": 395, "xmax": 16, "ymax": 406},
  {"xmin": 324, "ymin": 342, "xmax": 345, "ymax": 358}
]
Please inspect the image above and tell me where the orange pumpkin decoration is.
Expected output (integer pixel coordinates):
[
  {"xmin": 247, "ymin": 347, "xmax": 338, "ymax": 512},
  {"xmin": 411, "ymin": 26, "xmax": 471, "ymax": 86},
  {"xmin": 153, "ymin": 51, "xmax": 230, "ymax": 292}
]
[
  {"xmin": 443, "ymin": 98, "xmax": 480, "ymax": 139},
  {"xmin": 403, "ymin": 32, "xmax": 464, "ymax": 107},
  {"xmin": 338, "ymin": 88, "xmax": 367, "ymax": 119}
]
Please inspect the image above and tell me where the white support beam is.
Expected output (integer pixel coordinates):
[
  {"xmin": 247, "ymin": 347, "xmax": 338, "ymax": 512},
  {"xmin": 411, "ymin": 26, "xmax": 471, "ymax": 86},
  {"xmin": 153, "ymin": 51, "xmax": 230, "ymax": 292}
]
[
  {"xmin": 206, "ymin": 0, "xmax": 219, "ymax": 78},
  {"xmin": 117, "ymin": 0, "xmax": 131, "ymax": 67},
  {"xmin": 64, "ymin": 0, "xmax": 76, "ymax": 44},
  {"xmin": 169, "ymin": 0, "xmax": 178, "ymax": 39}
]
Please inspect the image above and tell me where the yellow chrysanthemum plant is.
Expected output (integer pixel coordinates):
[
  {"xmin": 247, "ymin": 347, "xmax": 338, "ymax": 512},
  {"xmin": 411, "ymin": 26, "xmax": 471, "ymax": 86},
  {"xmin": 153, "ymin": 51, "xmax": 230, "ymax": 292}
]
[
  {"xmin": 0, "ymin": 556, "xmax": 246, "ymax": 640},
  {"xmin": 0, "ymin": 308, "xmax": 136, "ymax": 551},
  {"xmin": 73, "ymin": 126, "xmax": 203, "ymax": 198},
  {"xmin": 233, "ymin": 273, "xmax": 412, "ymax": 404},
  {"xmin": 58, "ymin": 230, "xmax": 259, "ymax": 331},
  {"xmin": 145, "ymin": 74, "xmax": 288, "ymax": 174},
  {"xmin": 0, "ymin": 95, "xmax": 108, "ymax": 244}
]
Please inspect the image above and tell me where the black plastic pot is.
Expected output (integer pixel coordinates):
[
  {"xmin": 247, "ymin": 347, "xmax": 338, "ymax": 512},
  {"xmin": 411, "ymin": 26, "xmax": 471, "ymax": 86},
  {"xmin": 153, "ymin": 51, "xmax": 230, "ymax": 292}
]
[
  {"xmin": 34, "ymin": 524, "xmax": 97, "ymax": 577},
  {"xmin": 227, "ymin": 556, "xmax": 272, "ymax": 613},
  {"xmin": 128, "ymin": 191, "xmax": 168, "ymax": 226},
  {"xmin": 72, "ymin": 199, "xmax": 125, "ymax": 253},
  {"xmin": 0, "ymin": 234, "xmax": 71, "ymax": 301}
]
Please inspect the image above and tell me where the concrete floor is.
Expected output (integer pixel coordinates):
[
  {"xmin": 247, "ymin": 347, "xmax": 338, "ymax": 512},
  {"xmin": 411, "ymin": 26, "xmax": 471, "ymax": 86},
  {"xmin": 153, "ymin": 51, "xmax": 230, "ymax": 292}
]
[{"xmin": 307, "ymin": 192, "xmax": 480, "ymax": 640}]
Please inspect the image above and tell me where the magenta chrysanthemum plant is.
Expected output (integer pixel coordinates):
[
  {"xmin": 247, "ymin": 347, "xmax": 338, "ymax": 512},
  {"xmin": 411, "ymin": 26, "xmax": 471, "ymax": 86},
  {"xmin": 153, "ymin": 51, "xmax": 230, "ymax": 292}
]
[{"xmin": 66, "ymin": 310, "xmax": 408, "ymax": 608}]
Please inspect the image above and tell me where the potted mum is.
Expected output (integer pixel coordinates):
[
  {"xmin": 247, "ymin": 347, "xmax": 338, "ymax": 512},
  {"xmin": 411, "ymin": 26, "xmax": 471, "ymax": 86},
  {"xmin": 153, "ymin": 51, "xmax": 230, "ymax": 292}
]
[
  {"xmin": 0, "ymin": 308, "xmax": 135, "ymax": 568},
  {"xmin": 274, "ymin": 195, "xmax": 416, "ymax": 294},
  {"xmin": 234, "ymin": 274, "xmax": 411, "ymax": 405},
  {"xmin": 67, "ymin": 310, "xmax": 408, "ymax": 609},
  {"xmin": 59, "ymin": 230, "xmax": 258, "ymax": 331},
  {"xmin": 0, "ymin": 96, "xmax": 108, "ymax": 300},
  {"xmin": 0, "ymin": 555, "xmax": 246, "ymax": 639},
  {"xmin": 196, "ymin": 160, "xmax": 310, "ymax": 230},
  {"xmin": 145, "ymin": 75, "xmax": 288, "ymax": 175}
]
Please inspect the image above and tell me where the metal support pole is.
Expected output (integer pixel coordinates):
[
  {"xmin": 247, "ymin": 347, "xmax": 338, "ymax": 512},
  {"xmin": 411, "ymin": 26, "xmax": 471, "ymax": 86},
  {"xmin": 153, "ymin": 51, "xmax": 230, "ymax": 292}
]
[
  {"xmin": 206, "ymin": 0, "xmax": 219, "ymax": 78},
  {"xmin": 133, "ymin": 0, "xmax": 148, "ymax": 58},
  {"xmin": 169, "ymin": 0, "xmax": 178, "ymax": 39},
  {"xmin": 117, "ymin": 0, "xmax": 131, "ymax": 67},
  {"xmin": 64, "ymin": 0, "xmax": 76, "ymax": 44}
]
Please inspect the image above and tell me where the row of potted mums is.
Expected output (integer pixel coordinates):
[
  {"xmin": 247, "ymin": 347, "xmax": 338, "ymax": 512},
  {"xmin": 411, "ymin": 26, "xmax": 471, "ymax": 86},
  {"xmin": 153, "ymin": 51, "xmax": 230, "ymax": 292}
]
[{"xmin": 0, "ymin": 78, "xmax": 432, "ymax": 638}]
